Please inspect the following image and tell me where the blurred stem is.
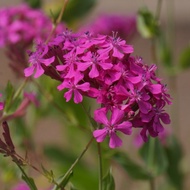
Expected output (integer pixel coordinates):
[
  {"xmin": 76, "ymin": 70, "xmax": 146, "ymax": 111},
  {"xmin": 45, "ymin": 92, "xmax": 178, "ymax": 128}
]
[
  {"xmin": 97, "ymin": 143, "xmax": 103, "ymax": 190},
  {"xmin": 151, "ymin": 0, "xmax": 163, "ymax": 65},
  {"xmin": 15, "ymin": 152, "xmax": 59, "ymax": 186},
  {"xmin": 155, "ymin": 0, "xmax": 163, "ymax": 21},
  {"xmin": 16, "ymin": 164, "xmax": 37, "ymax": 190},
  {"xmin": 46, "ymin": 0, "xmax": 69, "ymax": 43},
  {"xmin": 55, "ymin": 136, "xmax": 94, "ymax": 188},
  {"xmin": 166, "ymin": 0, "xmax": 179, "ymax": 135},
  {"xmin": 148, "ymin": 138, "xmax": 156, "ymax": 190}
]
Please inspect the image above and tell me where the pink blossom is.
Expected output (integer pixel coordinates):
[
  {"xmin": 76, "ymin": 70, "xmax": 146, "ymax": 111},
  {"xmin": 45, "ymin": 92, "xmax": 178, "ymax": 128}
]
[
  {"xmin": 93, "ymin": 108, "xmax": 132, "ymax": 148},
  {"xmin": 24, "ymin": 44, "xmax": 55, "ymax": 78},
  {"xmin": 57, "ymin": 73, "xmax": 90, "ymax": 104}
]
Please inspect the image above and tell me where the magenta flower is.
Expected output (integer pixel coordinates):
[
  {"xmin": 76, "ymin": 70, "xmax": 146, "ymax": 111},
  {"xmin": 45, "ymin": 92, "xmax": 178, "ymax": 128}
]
[
  {"xmin": 93, "ymin": 108, "xmax": 132, "ymax": 148},
  {"xmin": 24, "ymin": 44, "xmax": 55, "ymax": 78},
  {"xmin": 98, "ymin": 34, "xmax": 134, "ymax": 59},
  {"xmin": 78, "ymin": 52, "xmax": 113, "ymax": 78},
  {"xmin": 57, "ymin": 73, "xmax": 90, "ymax": 104},
  {"xmin": 24, "ymin": 29, "xmax": 171, "ymax": 148}
]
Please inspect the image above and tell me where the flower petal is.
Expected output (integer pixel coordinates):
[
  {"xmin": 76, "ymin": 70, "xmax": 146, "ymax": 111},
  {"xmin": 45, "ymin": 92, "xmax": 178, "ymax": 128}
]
[
  {"xmin": 94, "ymin": 109, "xmax": 109, "ymax": 126},
  {"xmin": 93, "ymin": 128, "xmax": 107, "ymax": 142},
  {"xmin": 34, "ymin": 64, "xmax": 44, "ymax": 78},
  {"xmin": 116, "ymin": 121, "xmax": 132, "ymax": 135},
  {"xmin": 24, "ymin": 66, "xmax": 35, "ymax": 77},
  {"xmin": 110, "ymin": 108, "xmax": 124, "ymax": 126},
  {"xmin": 109, "ymin": 132, "xmax": 122, "ymax": 148},
  {"xmin": 73, "ymin": 89, "xmax": 83, "ymax": 103},
  {"xmin": 40, "ymin": 56, "xmax": 55, "ymax": 66},
  {"xmin": 64, "ymin": 89, "xmax": 73, "ymax": 102}
]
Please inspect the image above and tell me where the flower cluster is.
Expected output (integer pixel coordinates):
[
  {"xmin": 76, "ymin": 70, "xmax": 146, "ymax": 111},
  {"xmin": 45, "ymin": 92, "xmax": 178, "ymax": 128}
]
[
  {"xmin": 24, "ymin": 30, "xmax": 171, "ymax": 148},
  {"xmin": 0, "ymin": 4, "xmax": 65, "ymax": 47},
  {"xmin": 0, "ymin": 4, "xmax": 65, "ymax": 77}
]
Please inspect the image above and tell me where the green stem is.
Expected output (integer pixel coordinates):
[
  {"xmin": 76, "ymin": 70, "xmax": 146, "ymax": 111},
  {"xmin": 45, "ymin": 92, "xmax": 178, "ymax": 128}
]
[
  {"xmin": 148, "ymin": 138, "xmax": 156, "ymax": 190},
  {"xmin": 148, "ymin": 138, "xmax": 155, "ymax": 168},
  {"xmin": 97, "ymin": 143, "xmax": 103, "ymax": 190},
  {"xmin": 16, "ymin": 164, "xmax": 38, "ymax": 190},
  {"xmin": 55, "ymin": 137, "xmax": 94, "ymax": 189}
]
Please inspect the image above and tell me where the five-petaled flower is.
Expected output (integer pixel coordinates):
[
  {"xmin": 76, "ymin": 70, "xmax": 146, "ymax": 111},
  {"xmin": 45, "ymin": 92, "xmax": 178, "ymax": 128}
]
[{"xmin": 93, "ymin": 108, "xmax": 132, "ymax": 148}]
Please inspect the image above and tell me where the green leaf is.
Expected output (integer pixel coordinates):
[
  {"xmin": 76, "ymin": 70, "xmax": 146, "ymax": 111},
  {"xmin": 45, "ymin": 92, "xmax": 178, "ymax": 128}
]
[
  {"xmin": 24, "ymin": 0, "xmax": 42, "ymax": 8},
  {"xmin": 22, "ymin": 175, "xmax": 38, "ymax": 190},
  {"xmin": 113, "ymin": 152, "xmax": 152, "ymax": 180},
  {"xmin": 139, "ymin": 138, "xmax": 168, "ymax": 176},
  {"xmin": 165, "ymin": 136, "xmax": 184, "ymax": 190},
  {"xmin": 4, "ymin": 81, "xmax": 15, "ymax": 112},
  {"xmin": 102, "ymin": 169, "xmax": 115, "ymax": 190},
  {"xmin": 179, "ymin": 46, "xmax": 190, "ymax": 70},
  {"xmin": 137, "ymin": 7, "xmax": 160, "ymax": 38}
]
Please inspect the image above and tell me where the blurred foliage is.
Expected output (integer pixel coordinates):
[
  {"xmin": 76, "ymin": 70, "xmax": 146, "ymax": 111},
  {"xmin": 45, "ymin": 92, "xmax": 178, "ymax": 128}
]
[
  {"xmin": 113, "ymin": 151, "xmax": 152, "ymax": 180},
  {"xmin": 137, "ymin": 7, "xmax": 160, "ymax": 38},
  {"xmin": 179, "ymin": 46, "xmax": 190, "ymax": 70},
  {"xmin": 164, "ymin": 136, "xmax": 184, "ymax": 190},
  {"xmin": 24, "ymin": 0, "xmax": 42, "ymax": 8},
  {"xmin": 44, "ymin": 0, "xmax": 97, "ymax": 26},
  {"xmin": 102, "ymin": 170, "xmax": 115, "ymax": 190},
  {"xmin": 139, "ymin": 138, "xmax": 168, "ymax": 176}
]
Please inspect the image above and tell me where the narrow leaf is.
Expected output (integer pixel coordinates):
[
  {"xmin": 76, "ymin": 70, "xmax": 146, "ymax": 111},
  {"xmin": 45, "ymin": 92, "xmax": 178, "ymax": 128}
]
[{"xmin": 4, "ymin": 81, "xmax": 15, "ymax": 112}]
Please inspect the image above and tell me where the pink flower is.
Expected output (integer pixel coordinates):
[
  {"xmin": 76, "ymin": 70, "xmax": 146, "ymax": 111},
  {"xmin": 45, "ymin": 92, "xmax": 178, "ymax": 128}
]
[
  {"xmin": 78, "ymin": 52, "xmax": 113, "ymax": 78},
  {"xmin": 24, "ymin": 44, "xmax": 55, "ymax": 78},
  {"xmin": 98, "ymin": 33, "xmax": 134, "ymax": 59},
  {"xmin": 57, "ymin": 73, "xmax": 90, "ymax": 104},
  {"xmin": 93, "ymin": 108, "xmax": 132, "ymax": 148}
]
